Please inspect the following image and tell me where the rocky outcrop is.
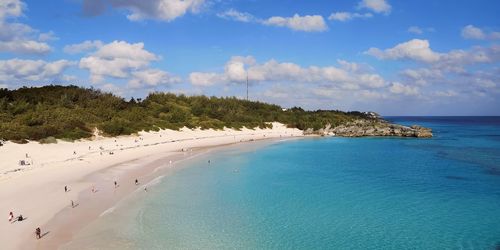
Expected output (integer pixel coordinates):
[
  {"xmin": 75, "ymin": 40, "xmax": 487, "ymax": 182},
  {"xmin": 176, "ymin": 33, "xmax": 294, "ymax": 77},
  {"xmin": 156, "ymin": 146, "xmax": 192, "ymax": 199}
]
[{"xmin": 306, "ymin": 119, "xmax": 432, "ymax": 138}]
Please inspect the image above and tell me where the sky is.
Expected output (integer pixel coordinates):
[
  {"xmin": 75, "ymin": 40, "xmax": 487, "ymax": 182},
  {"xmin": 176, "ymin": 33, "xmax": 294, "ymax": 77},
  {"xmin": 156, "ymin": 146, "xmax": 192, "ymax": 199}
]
[{"xmin": 0, "ymin": 0, "xmax": 499, "ymax": 115}]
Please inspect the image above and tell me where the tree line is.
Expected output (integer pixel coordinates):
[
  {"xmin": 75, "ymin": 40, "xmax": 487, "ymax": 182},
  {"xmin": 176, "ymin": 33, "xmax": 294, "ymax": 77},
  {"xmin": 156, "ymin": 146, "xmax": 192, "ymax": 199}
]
[{"xmin": 0, "ymin": 85, "xmax": 372, "ymax": 143}]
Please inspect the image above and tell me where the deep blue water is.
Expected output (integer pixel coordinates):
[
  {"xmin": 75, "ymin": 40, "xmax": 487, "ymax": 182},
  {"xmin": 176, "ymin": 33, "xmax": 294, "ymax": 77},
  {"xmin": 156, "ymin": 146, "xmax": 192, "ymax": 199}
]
[{"xmin": 65, "ymin": 117, "xmax": 500, "ymax": 250}]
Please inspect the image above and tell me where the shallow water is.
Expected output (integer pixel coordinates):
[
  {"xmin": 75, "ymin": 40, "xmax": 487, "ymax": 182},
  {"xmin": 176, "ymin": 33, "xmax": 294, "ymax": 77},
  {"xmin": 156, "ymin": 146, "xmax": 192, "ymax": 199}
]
[{"xmin": 63, "ymin": 117, "xmax": 500, "ymax": 250}]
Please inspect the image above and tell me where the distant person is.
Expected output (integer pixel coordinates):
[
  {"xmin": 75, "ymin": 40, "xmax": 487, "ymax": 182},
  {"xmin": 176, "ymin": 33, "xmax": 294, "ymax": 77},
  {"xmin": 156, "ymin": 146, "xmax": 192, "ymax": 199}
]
[
  {"xmin": 208, "ymin": 160, "xmax": 211, "ymax": 164},
  {"xmin": 135, "ymin": 179, "xmax": 139, "ymax": 185},
  {"xmin": 71, "ymin": 200, "xmax": 74, "ymax": 208},
  {"xmin": 73, "ymin": 151, "xmax": 76, "ymax": 155},
  {"xmin": 35, "ymin": 227, "xmax": 41, "ymax": 239},
  {"xmin": 114, "ymin": 181, "xmax": 118, "ymax": 188},
  {"xmin": 144, "ymin": 186, "xmax": 148, "ymax": 192},
  {"xmin": 64, "ymin": 185, "xmax": 68, "ymax": 192},
  {"xmin": 17, "ymin": 215, "xmax": 23, "ymax": 221},
  {"xmin": 92, "ymin": 186, "xmax": 96, "ymax": 193},
  {"xmin": 8, "ymin": 212, "xmax": 14, "ymax": 222}
]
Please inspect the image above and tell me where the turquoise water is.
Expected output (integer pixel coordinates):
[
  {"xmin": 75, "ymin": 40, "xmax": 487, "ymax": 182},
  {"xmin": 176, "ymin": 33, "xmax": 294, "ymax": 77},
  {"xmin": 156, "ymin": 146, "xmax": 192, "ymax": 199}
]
[{"xmin": 66, "ymin": 117, "xmax": 500, "ymax": 250}]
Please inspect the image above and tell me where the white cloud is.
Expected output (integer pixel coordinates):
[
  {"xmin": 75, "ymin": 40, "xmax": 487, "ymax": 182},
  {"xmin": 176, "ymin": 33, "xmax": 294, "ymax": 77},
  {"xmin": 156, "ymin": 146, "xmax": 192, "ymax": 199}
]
[
  {"xmin": 461, "ymin": 25, "xmax": 486, "ymax": 40},
  {"xmin": 83, "ymin": 0, "xmax": 205, "ymax": 22},
  {"xmin": 79, "ymin": 40, "xmax": 159, "ymax": 83},
  {"xmin": 76, "ymin": 40, "xmax": 180, "ymax": 90},
  {"xmin": 189, "ymin": 56, "xmax": 387, "ymax": 90},
  {"xmin": 407, "ymin": 26, "xmax": 435, "ymax": 35},
  {"xmin": 401, "ymin": 68, "xmax": 443, "ymax": 85},
  {"xmin": 189, "ymin": 72, "xmax": 222, "ymax": 86},
  {"xmin": 128, "ymin": 68, "xmax": 181, "ymax": 88},
  {"xmin": 366, "ymin": 39, "xmax": 441, "ymax": 63},
  {"xmin": 64, "ymin": 40, "xmax": 103, "ymax": 54},
  {"xmin": 0, "ymin": 0, "xmax": 24, "ymax": 20},
  {"xmin": 38, "ymin": 31, "xmax": 58, "ymax": 42},
  {"xmin": 0, "ymin": 59, "xmax": 74, "ymax": 84},
  {"xmin": 389, "ymin": 82, "xmax": 419, "ymax": 96},
  {"xmin": 0, "ymin": 0, "xmax": 52, "ymax": 54},
  {"xmin": 0, "ymin": 40, "xmax": 51, "ymax": 54},
  {"xmin": 434, "ymin": 90, "xmax": 458, "ymax": 97},
  {"xmin": 461, "ymin": 25, "xmax": 500, "ymax": 40},
  {"xmin": 328, "ymin": 12, "xmax": 373, "ymax": 22},
  {"xmin": 368, "ymin": 40, "xmax": 500, "ymax": 68},
  {"xmin": 358, "ymin": 0, "xmax": 391, "ymax": 14},
  {"xmin": 408, "ymin": 26, "xmax": 423, "ymax": 34},
  {"xmin": 263, "ymin": 14, "xmax": 327, "ymax": 32},
  {"xmin": 217, "ymin": 9, "xmax": 255, "ymax": 23},
  {"xmin": 216, "ymin": 10, "xmax": 328, "ymax": 33}
]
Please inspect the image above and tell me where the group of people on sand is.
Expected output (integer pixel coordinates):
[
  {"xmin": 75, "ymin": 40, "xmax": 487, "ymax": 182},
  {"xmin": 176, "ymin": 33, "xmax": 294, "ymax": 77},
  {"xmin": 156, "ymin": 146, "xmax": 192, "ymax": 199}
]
[
  {"xmin": 8, "ymin": 212, "xmax": 25, "ymax": 223},
  {"xmin": 8, "ymin": 177, "xmax": 149, "ymax": 241}
]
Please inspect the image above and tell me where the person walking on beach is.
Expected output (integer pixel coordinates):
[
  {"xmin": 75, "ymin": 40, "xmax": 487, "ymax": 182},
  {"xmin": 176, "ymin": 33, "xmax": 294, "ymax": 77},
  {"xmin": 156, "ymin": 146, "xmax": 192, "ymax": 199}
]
[
  {"xmin": 8, "ymin": 212, "xmax": 14, "ymax": 222},
  {"xmin": 135, "ymin": 179, "xmax": 139, "ymax": 185},
  {"xmin": 64, "ymin": 185, "xmax": 68, "ymax": 192},
  {"xmin": 114, "ymin": 181, "xmax": 118, "ymax": 188},
  {"xmin": 71, "ymin": 200, "xmax": 74, "ymax": 208},
  {"xmin": 35, "ymin": 227, "xmax": 41, "ymax": 239}
]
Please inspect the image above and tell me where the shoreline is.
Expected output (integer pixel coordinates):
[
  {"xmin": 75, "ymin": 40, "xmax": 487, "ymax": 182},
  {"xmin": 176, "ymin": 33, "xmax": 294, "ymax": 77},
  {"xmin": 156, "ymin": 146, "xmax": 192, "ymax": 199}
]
[
  {"xmin": 36, "ymin": 138, "xmax": 301, "ymax": 250},
  {"xmin": 0, "ymin": 123, "xmax": 303, "ymax": 250}
]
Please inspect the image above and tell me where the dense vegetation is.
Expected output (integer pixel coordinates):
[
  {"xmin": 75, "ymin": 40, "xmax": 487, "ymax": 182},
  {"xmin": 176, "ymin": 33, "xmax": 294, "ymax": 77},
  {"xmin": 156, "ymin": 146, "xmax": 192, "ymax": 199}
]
[{"xmin": 0, "ymin": 85, "xmax": 372, "ymax": 142}]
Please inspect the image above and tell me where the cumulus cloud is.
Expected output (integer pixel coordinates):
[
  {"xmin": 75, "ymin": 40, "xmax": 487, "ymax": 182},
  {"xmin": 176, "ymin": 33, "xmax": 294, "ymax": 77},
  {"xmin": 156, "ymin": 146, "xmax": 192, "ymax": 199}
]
[
  {"xmin": 263, "ymin": 14, "xmax": 327, "ymax": 32},
  {"xmin": 79, "ymin": 40, "xmax": 159, "ymax": 83},
  {"xmin": 407, "ymin": 26, "xmax": 423, "ymax": 34},
  {"xmin": 401, "ymin": 68, "xmax": 443, "ymax": 85},
  {"xmin": 0, "ymin": 59, "xmax": 74, "ymax": 84},
  {"xmin": 389, "ymin": 82, "xmax": 419, "ymax": 96},
  {"xmin": 407, "ymin": 26, "xmax": 435, "ymax": 35},
  {"xmin": 365, "ymin": 39, "xmax": 442, "ymax": 63},
  {"xmin": 0, "ymin": 0, "xmax": 23, "ymax": 20},
  {"xmin": 0, "ymin": 0, "xmax": 52, "ymax": 54},
  {"xmin": 328, "ymin": 12, "xmax": 373, "ymax": 22},
  {"xmin": 358, "ymin": 0, "xmax": 391, "ymax": 14},
  {"xmin": 76, "ymin": 40, "xmax": 179, "ymax": 89},
  {"xmin": 461, "ymin": 25, "xmax": 500, "ymax": 40},
  {"xmin": 217, "ymin": 10, "xmax": 328, "ymax": 32},
  {"xmin": 434, "ymin": 90, "xmax": 458, "ymax": 97},
  {"xmin": 82, "ymin": 0, "xmax": 205, "ymax": 22},
  {"xmin": 461, "ymin": 25, "xmax": 486, "ymax": 40},
  {"xmin": 128, "ymin": 68, "xmax": 181, "ymax": 88},
  {"xmin": 217, "ymin": 9, "xmax": 255, "ymax": 23},
  {"xmin": 64, "ymin": 40, "xmax": 103, "ymax": 54},
  {"xmin": 38, "ymin": 31, "xmax": 58, "ymax": 42},
  {"xmin": 189, "ymin": 56, "xmax": 387, "ymax": 90},
  {"xmin": 368, "ymin": 39, "xmax": 500, "ymax": 71}
]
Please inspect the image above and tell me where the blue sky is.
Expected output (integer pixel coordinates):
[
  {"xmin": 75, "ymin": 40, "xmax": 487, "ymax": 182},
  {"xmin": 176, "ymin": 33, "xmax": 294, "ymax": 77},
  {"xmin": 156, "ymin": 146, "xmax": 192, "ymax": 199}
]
[{"xmin": 0, "ymin": 0, "xmax": 499, "ymax": 115}]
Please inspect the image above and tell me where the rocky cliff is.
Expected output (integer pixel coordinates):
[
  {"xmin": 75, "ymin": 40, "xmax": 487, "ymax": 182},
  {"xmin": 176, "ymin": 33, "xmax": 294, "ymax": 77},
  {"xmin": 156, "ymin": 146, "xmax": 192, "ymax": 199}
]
[{"xmin": 304, "ymin": 119, "xmax": 433, "ymax": 138}]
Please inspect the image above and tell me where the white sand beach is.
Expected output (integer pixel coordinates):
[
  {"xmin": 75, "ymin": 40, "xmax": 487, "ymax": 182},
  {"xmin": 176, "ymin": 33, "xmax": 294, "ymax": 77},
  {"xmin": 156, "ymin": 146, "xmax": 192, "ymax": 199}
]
[{"xmin": 0, "ymin": 123, "xmax": 302, "ymax": 250}]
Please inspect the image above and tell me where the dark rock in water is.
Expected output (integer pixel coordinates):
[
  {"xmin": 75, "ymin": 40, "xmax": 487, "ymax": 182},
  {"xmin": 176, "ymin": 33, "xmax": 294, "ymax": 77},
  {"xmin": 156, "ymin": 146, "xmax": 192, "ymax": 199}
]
[{"xmin": 306, "ymin": 119, "xmax": 433, "ymax": 138}]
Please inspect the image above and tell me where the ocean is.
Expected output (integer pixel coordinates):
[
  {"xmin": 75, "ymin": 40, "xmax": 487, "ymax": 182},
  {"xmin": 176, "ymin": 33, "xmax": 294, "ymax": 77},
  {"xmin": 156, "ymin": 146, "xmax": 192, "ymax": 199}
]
[{"xmin": 63, "ymin": 117, "xmax": 500, "ymax": 249}]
